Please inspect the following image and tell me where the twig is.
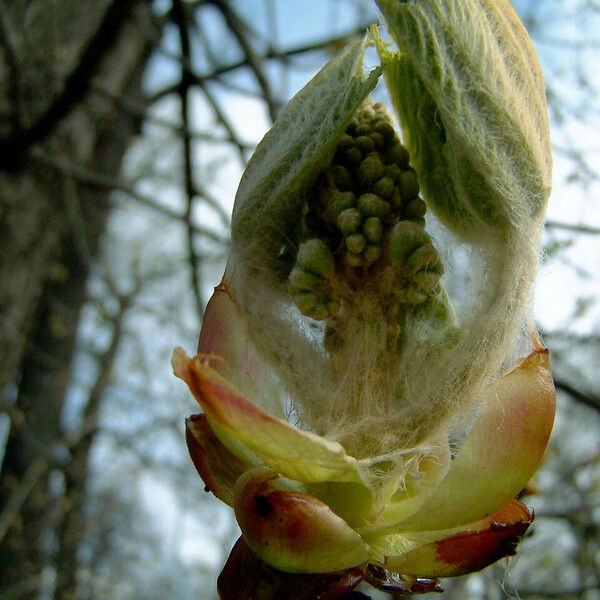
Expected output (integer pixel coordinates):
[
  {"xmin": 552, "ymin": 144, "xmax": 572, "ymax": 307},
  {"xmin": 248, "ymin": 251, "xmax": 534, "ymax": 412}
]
[
  {"xmin": 148, "ymin": 25, "xmax": 373, "ymax": 103},
  {"xmin": 30, "ymin": 150, "xmax": 229, "ymax": 246},
  {"xmin": 546, "ymin": 220, "xmax": 600, "ymax": 235},
  {"xmin": 91, "ymin": 80, "xmax": 255, "ymax": 150},
  {"xmin": 0, "ymin": 1, "xmax": 143, "ymax": 166},
  {"xmin": 173, "ymin": 0, "xmax": 205, "ymax": 318},
  {"xmin": 554, "ymin": 377, "xmax": 600, "ymax": 412},
  {"xmin": 200, "ymin": 81, "xmax": 250, "ymax": 164},
  {"xmin": 213, "ymin": 0, "xmax": 280, "ymax": 122},
  {"xmin": 0, "ymin": 458, "xmax": 47, "ymax": 543},
  {"xmin": 0, "ymin": 284, "xmax": 138, "ymax": 546}
]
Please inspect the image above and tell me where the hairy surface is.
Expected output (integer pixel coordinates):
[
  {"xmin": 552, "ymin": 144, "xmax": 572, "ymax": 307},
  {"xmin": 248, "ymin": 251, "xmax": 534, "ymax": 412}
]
[{"xmin": 226, "ymin": 1, "xmax": 552, "ymax": 473}]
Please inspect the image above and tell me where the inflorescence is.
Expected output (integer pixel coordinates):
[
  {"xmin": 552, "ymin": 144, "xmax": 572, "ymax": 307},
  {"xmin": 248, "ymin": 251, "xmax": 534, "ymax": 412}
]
[{"xmin": 287, "ymin": 102, "xmax": 444, "ymax": 350}]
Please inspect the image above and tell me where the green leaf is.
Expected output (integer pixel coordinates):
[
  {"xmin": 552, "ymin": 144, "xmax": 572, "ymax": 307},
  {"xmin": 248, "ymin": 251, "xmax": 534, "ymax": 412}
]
[
  {"xmin": 376, "ymin": 0, "xmax": 552, "ymax": 243},
  {"xmin": 231, "ymin": 36, "xmax": 381, "ymax": 281}
]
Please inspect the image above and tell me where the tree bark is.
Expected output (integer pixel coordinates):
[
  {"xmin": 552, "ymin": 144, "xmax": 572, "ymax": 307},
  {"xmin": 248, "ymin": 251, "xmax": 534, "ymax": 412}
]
[{"xmin": 0, "ymin": 1, "xmax": 155, "ymax": 597}]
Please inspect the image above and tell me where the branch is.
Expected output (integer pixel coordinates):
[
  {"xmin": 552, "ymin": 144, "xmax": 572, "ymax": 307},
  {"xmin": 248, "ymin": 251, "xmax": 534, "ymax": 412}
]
[
  {"xmin": 148, "ymin": 25, "xmax": 373, "ymax": 102},
  {"xmin": 546, "ymin": 220, "xmax": 600, "ymax": 235},
  {"xmin": 0, "ymin": 282, "xmax": 145, "ymax": 545},
  {"xmin": 30, "ymin": 150, "xmax": 229, "ymax": 246},
  {"xmin": 213, "ymin": 0, "xmax": 280, "ymax": 122},
  {"xmin": 0, "ymin": 458, "xmax": 47, "ymax": 543},
  {"xmin": 173, "ymin": 0, "xmax": 205, "ymax": 318},
  {"xmin": 0, "ymin": 1, "xmax": 144, "ymax": 168},
  {"xmin": 200, "ymin": 81, "xmax": 250, "ymax": 164},
  {"xmin": 554, "ymin": 377, "xmax": 600, "ymax": 413},
  {"xmin": 91, "ymin": 80, "xmax": 255, "ymax": 150}
]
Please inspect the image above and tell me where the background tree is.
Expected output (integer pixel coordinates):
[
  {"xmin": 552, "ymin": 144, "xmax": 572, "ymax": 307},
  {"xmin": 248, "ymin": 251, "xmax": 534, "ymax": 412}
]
[
  {"xmin": 0, "ymin": 1, "xmax": 156, "ymax": 597},
  {"xmin": 0, "ymin": 1, "xmax": 598, "ymax": 599}
]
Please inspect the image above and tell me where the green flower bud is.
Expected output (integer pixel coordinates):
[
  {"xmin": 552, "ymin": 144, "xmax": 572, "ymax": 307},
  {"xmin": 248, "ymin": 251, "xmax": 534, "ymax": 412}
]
[
  {"xmin": 363, "ymin": 217, "xmax": 383, "ymax": 243},
  {"xmin": 389, "ymin": 143, "xmax": 409, "ymax": 169},
  {"xmin": 345, "ymin": 233, "xmax": 367, "ymax": 254},
  {"xmin": 388, "ymin": 221, "xmax": 431, "ymax": 262},
  {"xmin": 374, "ymin": 119, "xmax": 396, "ymax": 142},
  {"xmin": 372, "ymin": 177, "xmax": 395, "ymax": 198},
  {"xmin": 343, "ymin": 146, "xmax": 363, "ymax": 167},
  {"xmin": 337, "ymin": 134, "xmax": 354, "ymax": 150},
  {"xmin": 355, "ymin": 123, "xmax": 371, "ymax": 137},
  {"xmin": 384, "ymin": 164, "xmax": 402, "ymax": 182},
  {"xmin": 309, "ymin": 303, "xmax": 330, "ymax": 321},
  {"xmin": 405, "ymin": 198, "xmax": 426, "ymax": 219},
  {"xmin": 369, "ymin": 132, "xmax": 386, "ymax": 149},
  {"xmin": 358, "ymin": 193, "xmax": 390, "ymax": 218},
  {"xmin": 345, "ymin": 252, "xmax": 363, "ymax": 267},
  {"xmin": 294, "ymin": 292, "xmax": 318, "ymax": 314},
  {"xmin": 355, "ymin": 135, "xmax": 375, "ymax": 153},
  {"xmin": 337, "ymin": 208, "xmax": 362, "ymax": 234},
  {"xmin": 289, "ymin": 267, "xmax": 322, "ymax": 292},
  {"xmin": 406, "ymin": 244, "xmax": 441, "ymax": 274},
  {"xmin": 399, "ymin": 171, "xmax": 419, "ymax": 199},
  {"xmin": 330, "ymin": 165, "xmax": 353, "ymax": 191},
  {"xmin": 412, "ymin": 271, "xmax": 442, "ymax": 293},
  {"xmin": 327, "ymin": 191, "xmax": 356, "ymax": 220},
  {"xmin": 357, "ymin": 154, "xmax": 385, "ymax": 188},
  {"xmin": 363, "ymin": 244, "xmax": 381, "ymax": 265},
  {"xmin": 297, "ymin": 239, "xmax": 335, "ymax": 278}
]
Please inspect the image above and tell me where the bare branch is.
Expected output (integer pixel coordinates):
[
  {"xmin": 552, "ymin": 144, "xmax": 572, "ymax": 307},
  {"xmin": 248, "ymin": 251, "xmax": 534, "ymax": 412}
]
[
  {"xmin": 213, "ymin": 0, "xmax": 280, "ymax": 122},
  {"xmin": 91, "ymin": 80, "xmax": 255, "ymax": 150},
  {"xmin": 554, "ymin": 377, "xmax": 600, "ymax": 412},
  {"xmin": 0, "ymin": 458, "xmax": 46, "ymax": 544},
  {"xmin": 148, "ymin": 25, "xmax": 373, "ymax": 103},
  {"xmin": 30, "ymin": 150, "xmax": 229, "ymax": 246},
  {"xmin": 0, "ymin": 281, "xmax": 141, "ymax": 546},
  {"xmin": 0, "ymin": 1, "xmax": 151, "ymax": 166},
  {"xmin": 173, "ymin": 0, "xmax": 205, "ymax": 318},
  {"xmin": 200, "ymin": 81, "xmax": 250, "ymax": 164},
  {"xmin": 546, "ymin": 220, "xmax": 600, "ymax": 235}
]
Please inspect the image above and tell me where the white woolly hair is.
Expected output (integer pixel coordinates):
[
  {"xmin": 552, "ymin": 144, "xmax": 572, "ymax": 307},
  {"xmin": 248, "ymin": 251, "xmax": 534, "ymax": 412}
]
[
  {"xmin": 225, "ymin": 0, "xmax": 552, "ymax": 463},
  {"xmin": 229, "ymin": 203, "xmax": 544, "ymax": 463}
]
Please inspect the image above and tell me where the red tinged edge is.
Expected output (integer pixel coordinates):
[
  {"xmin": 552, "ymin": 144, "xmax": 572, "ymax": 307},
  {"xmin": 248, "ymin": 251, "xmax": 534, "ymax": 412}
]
[
  {"xmin": 185, "ymin": 414, "xmax": 248, "ymax": 506},
  {"xmin": 176, "ymin": 352, "xmax": 272, "ymax": 431},
  {"xmin": 384, "ymin": 499, "xmax": 534, "ymax": 578},
  {"xmin": 433, "ymin": 502, "xmax": 532, "ymax": 575}
]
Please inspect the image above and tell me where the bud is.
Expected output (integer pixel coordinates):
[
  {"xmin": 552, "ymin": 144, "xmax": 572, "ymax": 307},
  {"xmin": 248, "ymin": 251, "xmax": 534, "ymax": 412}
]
[
  {"xmin": 175, "ymin": 4, "xmax": 556, "ymax": 594},
  {"xmin": 296, "ymin": 240, "xmax": 335, "ymax": 278}
]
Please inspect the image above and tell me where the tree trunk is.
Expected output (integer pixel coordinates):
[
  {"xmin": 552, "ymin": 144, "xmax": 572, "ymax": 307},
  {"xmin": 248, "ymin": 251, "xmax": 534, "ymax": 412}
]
[{"xmin": 0, "ymin": 1, "xmax": 155, "ymax": 597}]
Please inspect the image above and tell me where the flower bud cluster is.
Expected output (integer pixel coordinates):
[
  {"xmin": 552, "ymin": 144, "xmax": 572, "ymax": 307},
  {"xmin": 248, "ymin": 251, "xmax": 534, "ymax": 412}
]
[{"xmin": 288, "ymin": 103, "xmax": 443, "ymax": 327}]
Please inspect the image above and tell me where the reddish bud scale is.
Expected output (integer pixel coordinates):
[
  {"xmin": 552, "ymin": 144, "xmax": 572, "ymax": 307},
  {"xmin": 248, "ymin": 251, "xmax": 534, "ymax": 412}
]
[{"xmin": 217, "ymin": 537, "xmax": 364, "ymax": 600}]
